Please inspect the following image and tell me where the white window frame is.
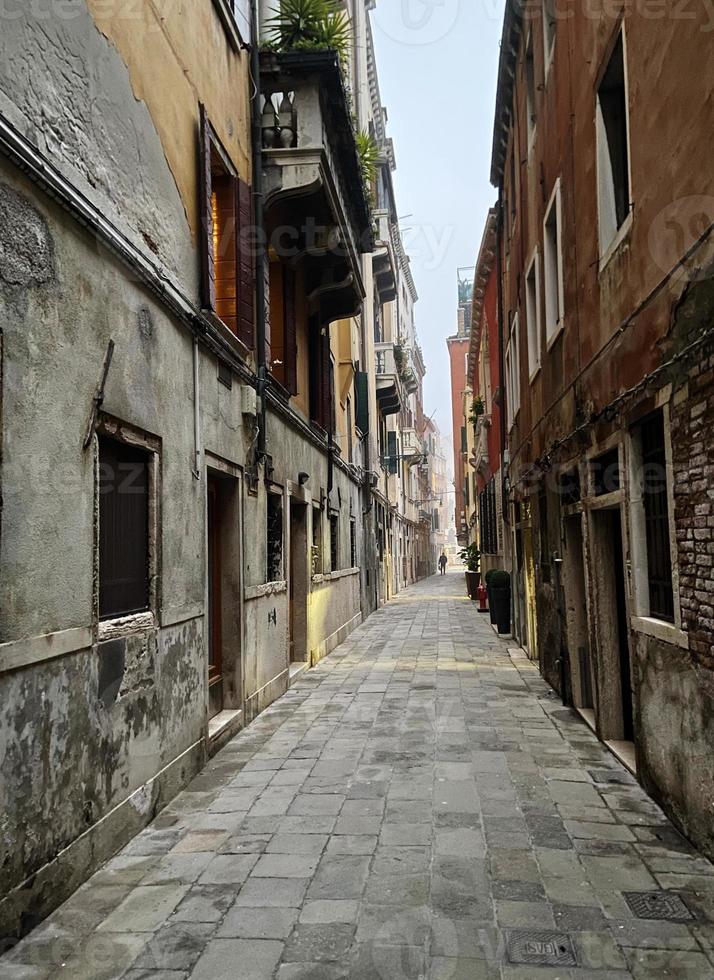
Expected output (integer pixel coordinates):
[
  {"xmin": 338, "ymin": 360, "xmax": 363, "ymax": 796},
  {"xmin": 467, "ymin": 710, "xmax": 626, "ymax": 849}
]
[
  {"xmin": 506, "ymin": 312, "xmax": 521, "ymax": 431},
  {"xmin": 525, "ymin": 248, "xmax": 542, "ymax": 381},
  {"xmin": 596, "ymin": 24, "xmax": 633, "ymax": 268},
  {"xmin": 627, "ymin": 392, "xmax": 688, "ymax": 649},
  {"xmin": 543, "ymin": 178, "xmax": 565, "ymax": 349},
  {"xmin": 525, "ymin": 31, "xmax": 537, "ymax": 152},
  {"xmin": 542, "ymin": 0, "xmax": 556, "ymax": 76}
]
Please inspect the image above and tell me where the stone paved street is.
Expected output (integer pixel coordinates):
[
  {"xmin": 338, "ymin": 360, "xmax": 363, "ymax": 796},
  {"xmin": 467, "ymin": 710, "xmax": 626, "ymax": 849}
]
[{"xmin": 4, "ymin": 572, "xmax": 714, "ymax": 980}]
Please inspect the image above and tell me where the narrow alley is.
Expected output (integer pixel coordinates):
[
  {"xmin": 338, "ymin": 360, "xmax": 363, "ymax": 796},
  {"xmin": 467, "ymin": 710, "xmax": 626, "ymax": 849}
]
[{"xmin": 4, "ymin": 572, "xmax": 714, "ymax": 980}]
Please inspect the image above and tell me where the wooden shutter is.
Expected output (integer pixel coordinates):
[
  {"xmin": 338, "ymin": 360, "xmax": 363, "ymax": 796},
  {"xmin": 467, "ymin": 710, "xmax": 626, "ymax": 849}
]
[
  {"xmin": 355, "ymin": 370, "xmax": 369, "ymax": 434},
  {"xmin": 321, "ymin": 328, "xmax": 332, "ymax": 433},
  {"xmin": 236, "ymin": 177, "xmax": 255, "ymax": 349},
  {"xmin": 198, "ymin": 104, "xmax": 216, "ymax": 311},
  {"xmin": 283, "ymin": 267, "xmax": 297, "ymax": 395},
  {"xmin": 387, "ymin": 431, "xmax": 398, "ymax": 474}
]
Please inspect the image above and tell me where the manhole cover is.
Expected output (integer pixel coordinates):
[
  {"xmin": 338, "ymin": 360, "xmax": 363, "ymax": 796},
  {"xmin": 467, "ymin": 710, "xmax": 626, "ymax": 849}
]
[
  {"xmin": 624, "ymin": 891, "xmax": 694, "ymax": 921},
  {"xmin": 506, "ymin": 931, "xmax": 577, "ymax": 967}
]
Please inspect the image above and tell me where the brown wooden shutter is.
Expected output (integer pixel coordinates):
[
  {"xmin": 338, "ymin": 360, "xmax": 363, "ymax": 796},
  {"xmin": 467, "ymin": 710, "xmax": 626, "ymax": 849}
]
[
  {"xmin": 236, "ymin": 177, "xmax": 255, "ymax": 349},
  {"xmin": 283, "ymin": 267, "xmax": 297, "ymax": 395},
  {"xmin": 199, "ymin": 104, "xmax": 216, "ymax": 311},
  {"xmin": 321, "ymin": 326, "xmax": 332, "ymax": 433}
]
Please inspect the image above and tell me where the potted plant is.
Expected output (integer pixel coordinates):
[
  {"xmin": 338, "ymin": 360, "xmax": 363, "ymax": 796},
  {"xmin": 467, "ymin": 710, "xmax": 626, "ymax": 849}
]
[
  {"xmin": 489, "ymin": 569, "xmax": 512, "ymax": 635},
  {"xmin": 458, "ymin": 543, "xmax": 481, "ymax": 599},
  {"xmin": 484, "ymin": 568, "xmax": 498, "ymax": 626},
  {"xmin": 468, "ymin": 396, "xmax": 485, "ymax": 427}
]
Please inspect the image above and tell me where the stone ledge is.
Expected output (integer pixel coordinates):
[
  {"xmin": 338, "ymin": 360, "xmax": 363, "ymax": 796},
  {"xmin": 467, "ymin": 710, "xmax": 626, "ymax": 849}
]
[
  {"xmin": 0, "ymin": 626, "xmax": 92, "ymax": 675},
  {"xmin": 245, "ymin": 581, "xmax": 288, "ymax": 601}
]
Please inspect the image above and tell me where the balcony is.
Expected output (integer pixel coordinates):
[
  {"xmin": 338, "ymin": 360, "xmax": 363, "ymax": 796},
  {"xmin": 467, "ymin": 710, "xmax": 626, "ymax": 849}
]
[
  {"xmin": 401, "ymin": 427, "xmax": 422, "ymax": 458},
  {"xmin": 260, "ymin": 50, "xmax": 374, "ymax": 321},
  {"xmin": 372, "ymin": 209, "xmax": 397, "ymax": 304},
  {"xmin": 375, "ymin": 342, "xmax": 403, "ymax": 416}
]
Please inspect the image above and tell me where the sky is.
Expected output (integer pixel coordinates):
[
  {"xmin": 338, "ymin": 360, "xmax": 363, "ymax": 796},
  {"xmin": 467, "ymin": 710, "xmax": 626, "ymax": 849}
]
[{"xmin": 371, "ymin": 0, "xmax": 504, "ymax": 448}]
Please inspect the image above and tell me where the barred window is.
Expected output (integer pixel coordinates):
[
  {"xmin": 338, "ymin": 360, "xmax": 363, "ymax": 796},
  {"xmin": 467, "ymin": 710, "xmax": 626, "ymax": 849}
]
[
  {"xmin": 330, "ymin": 513, "xmax": 339, "ymax": 572},
  {"xmin": 267, "ymin": 492, "xmax": 283, "ymax": 582},
  {"xmin": 639, "ymin": 411, "xmax": 674, "ymax": 622}
]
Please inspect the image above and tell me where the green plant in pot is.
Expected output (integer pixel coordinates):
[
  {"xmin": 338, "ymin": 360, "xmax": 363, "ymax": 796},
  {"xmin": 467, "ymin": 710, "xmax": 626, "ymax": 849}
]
[
  {"xmin": 468, "ymin": 396, "xmax": 485, "ymax": 427},
  {"xmin": 489, "ymin": 569, "xmax": 511, "ymax": 635},
  {"xmin": 458, "ymin": 543, "xmax": 481, "ymax": 599},
  {"xmin": 267, "ymin": 0, "xmax": 352, "ymax": 63}
]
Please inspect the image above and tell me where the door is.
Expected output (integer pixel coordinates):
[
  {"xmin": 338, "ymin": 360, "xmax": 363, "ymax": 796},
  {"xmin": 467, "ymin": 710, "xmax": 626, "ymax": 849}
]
[
  {"xmin": 563, "ymin": 513, "xmax": 594, "ymax": 709},
  {"xmin": 207, "ymin": 476, "xmax": 224, "ymax": 719},
  {"xmin": 590, "ymin": 507, "xmax": 633, "ymax": 742},
  {"xmin": 289, "ymin": 500, "xmax": 309, "ymax": 663}
]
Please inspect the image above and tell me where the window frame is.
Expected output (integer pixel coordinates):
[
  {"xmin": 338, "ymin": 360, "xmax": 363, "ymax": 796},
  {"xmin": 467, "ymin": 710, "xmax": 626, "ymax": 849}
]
[
  {"xmin": 505, "ymin": 311, "xmax": 521, "ymax": 431},
  {"xmin": 211, "ymin": 0, "xmax": 251, "ymax": 51},
  {"xmin": 543, "ymin": 178, "xmax": 565, "ymax": 349},
  {"xmin": 628, "ymin": 400, "xmax": 686, "ymax": 645},
  {"xmin": 542, "ymin": 0, "xmax": 556, "ymax": 77},
  {"xmin": 525, "ymin": 247, "xmax": 542, "ymax": 382},
  {"xmin": 266, "ymin": 486, "xmax": 285, "ymax": 584},
  {"xmin": 95, "ymin": 416, "xmax": 160, "ymax": 636},
  {"xmin": 525, "ymin": 30, "xmax": 537, "ymax": 153},
  {"xmin": 596, "ymin": 24, "xmax": 633, "ymax": 268}
]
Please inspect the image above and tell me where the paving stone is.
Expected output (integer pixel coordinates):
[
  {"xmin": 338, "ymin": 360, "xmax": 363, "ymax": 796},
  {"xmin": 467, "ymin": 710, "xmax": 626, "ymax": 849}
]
[
  {"xmin": 234, "ymin": 877, "xmax": 310, "ymax": 908},
  {"xmin": 266, "ymin": 834, "xmax": 329, "ymax": 856},
  {"xmin": 300, "ymin": 900, "xmax": 360, "ymax": 924},
  {"xmin": 173, "ymin": 884, "xmax": 237, "ymax": 922},
  {"xmin": 189, "ymin": 939, "xmax": 284, "ymax": 980},
  {"xmin": 218, "ymin": 906, "xmax": 298, "ymax": 939},
  {"xmin": 97, "ymin": 884, "xmax": 190, "ymax": 933},
  {"xmin": 250, "ymin": 854, "xmax": 320, "ymax": 879},
  {"xmin": 131, "ymin": 922, "xmax": 214, "ymax": 971},
  {"xmin": 198, "ymin": 853, "xmax": 259, "ymax": 885},
  {"xmin": 283, "ymin": 923, "xmax": 355, "ymax": 962}
]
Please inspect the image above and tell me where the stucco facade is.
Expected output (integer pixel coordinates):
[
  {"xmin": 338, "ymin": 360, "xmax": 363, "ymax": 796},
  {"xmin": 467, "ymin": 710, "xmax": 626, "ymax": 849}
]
[{"xmin": 0, "ymin": 0, "xmax": 428, "ymax": 945}]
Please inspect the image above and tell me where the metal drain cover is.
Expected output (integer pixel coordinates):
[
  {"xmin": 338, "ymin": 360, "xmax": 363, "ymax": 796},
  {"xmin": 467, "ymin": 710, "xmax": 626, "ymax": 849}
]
[
  {"xmin": 624, "ymin": 891, "xmax": 694, "ymax": 921},
  {"xmin": 506, "ymin": 930, "xmax": 577, "ymax": 966}
]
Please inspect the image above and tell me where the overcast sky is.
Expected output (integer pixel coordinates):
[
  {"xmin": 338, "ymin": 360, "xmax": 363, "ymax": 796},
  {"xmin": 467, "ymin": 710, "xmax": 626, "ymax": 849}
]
[{"xmin": 371, "ymin": 0, "xmax": 504, "ymax": 451}]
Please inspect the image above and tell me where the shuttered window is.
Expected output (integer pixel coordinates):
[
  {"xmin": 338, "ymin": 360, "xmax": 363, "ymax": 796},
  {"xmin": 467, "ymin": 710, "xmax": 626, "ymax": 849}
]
[
  {"xmin": 98, "ymin": 436, "xmax": 150, "ymax": 619},
  {"xmin": 199, "ymin": 105, "xmax": 254, "ymax": 350}
]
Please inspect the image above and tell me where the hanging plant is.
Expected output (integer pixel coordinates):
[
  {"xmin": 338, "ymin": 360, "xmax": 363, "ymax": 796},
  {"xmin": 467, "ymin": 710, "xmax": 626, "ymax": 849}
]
[{"xmin": 267, "ymin": 0, "xmax": 352, "ymax": 65}]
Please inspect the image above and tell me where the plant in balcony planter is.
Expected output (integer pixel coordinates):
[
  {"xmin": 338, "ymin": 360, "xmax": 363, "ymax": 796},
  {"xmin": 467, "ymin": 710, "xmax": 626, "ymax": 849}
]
[
  {"xmin": 356, "ymin": 130, "xmax": 379, "ymax": 191},
  {"xmin": 393, "ymin": 344, "xmax": 406, "ymax": 371},
  {"xmin": 267, "ymin": 0, "xmax": 352, "ymax": 64},
  {"xmin": 489, "ymin": 569, "xmax": 512, "ymax": 635},
  {"xmin": 468, "ymin": 396, "xmax": 485, "ymax": 427},
  {"xmin": 458, "ymin": 543, "xmax": 481, "ymax": 599}
]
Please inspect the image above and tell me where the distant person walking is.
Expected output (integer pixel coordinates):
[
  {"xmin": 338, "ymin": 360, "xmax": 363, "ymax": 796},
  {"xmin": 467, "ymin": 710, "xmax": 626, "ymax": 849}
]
[{"xmin": 438, "ymin": 553, "xmax": 448, "ymax": 575}]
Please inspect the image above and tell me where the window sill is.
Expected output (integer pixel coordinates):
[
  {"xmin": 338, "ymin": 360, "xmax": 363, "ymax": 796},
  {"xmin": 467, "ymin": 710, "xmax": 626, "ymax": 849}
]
[
  {"xmin": 98, "ymin": 610, "xmax": 155, "ymax": 641},
  {"xmin": 599, "ymin": 210, "xmax": 633, "ymax": 275},
  {"xmin": 312, "ymin": 568, "xmax": 360, "ymax": 584},
  {"xmin": 245, "ymin": 581, "xmax": 288, "ymax": 601},
  {"xmin": 631, "ymin": 615, "xmax": 689, "ymax": 650}
]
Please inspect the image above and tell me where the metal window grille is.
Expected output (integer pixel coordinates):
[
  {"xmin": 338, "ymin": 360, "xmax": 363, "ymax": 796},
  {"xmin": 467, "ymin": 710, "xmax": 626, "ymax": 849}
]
[
  {"xmin": 267, "ymin": 493, "xmax": 283, "ymax": 582},
  {"xmin": 479, "ymin": 479, "xmax": 499, "ymax": 555},
  {"xmin": 350, "ymin": 521, "xmax": 357, "ymax": 568},
  {"xmin": 640, "ymin": 412, "xmax": 674, "ymax": 622},
  {"xmin": 330, "ymin": 514, "xmax": 339, "ymax": 572}
]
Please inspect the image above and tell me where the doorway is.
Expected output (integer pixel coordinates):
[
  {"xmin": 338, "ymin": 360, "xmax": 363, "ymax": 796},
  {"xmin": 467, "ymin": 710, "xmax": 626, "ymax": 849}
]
[
  {"xmin": 207, "ymin": 472, "xmax": 242, "ymax": 721},
  {"xmin": 590, "ymin": 507, "xmax": 633, "ymax": 742},
  {"xmin": 289, "ymin": 500, "xmax": 309, "ymax": 664},
  {"xmin": 563, "ymin": 513, "xmax": 595, "ymax": 710}
]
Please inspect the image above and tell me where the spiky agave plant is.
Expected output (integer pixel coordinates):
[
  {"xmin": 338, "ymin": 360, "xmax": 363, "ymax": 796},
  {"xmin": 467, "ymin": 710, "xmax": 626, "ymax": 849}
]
[
  {"xmin": 268, "ymin": 0, "xmax": 352, "ymax": 64},
  {"xmin": 355, "ymin": 130, "xmax": 380, "ymax": 189}
]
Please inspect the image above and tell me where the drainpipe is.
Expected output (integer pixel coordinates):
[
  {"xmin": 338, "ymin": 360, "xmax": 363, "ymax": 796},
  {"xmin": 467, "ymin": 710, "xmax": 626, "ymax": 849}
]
[
  {"xmin": 192, "ymin": 335, "xmax": 202, "ymax": 480},
  {"xmin": 251, "ymin": 0, "xmax": 268, "ymax": 466},
  {"xmin": 496, "ymin": 188, "xmax": 507, "ymax": 522}
]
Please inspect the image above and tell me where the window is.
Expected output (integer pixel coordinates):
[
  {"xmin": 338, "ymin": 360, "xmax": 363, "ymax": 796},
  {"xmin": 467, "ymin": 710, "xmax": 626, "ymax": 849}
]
[
  {"xmin": 212, "ymin": 0, "xmax": 251, "ymax": 49},
  {"xmin": 597, "ymin": 30, "xmax": 631, "ymax": 257},
  {"xmin": 98, "ymin": 435, "xmax": 150, "ymax": 620},
  {"xmin": 525, "ymin": 32, "xmax": 536, "ymax": 148},
  {"xmin": 330, "ymin": 513, "xmax": 339, "ymax": 572},
  {"xmin": 350, "ymin": 520, "xmax": 357, "ymax": 568},
  {"xmin": 479, "ymin": 479, "xmax": 498, "ymax": 555},
  {"xmin": 592, "ymin": 447, "xmax": 621, "ymax": 496},
  {"xmin": 505, "ymin": 312, "xmax": 521, "ymax": 429},
  {"xmin": 346, "ymin": 396, "xmax": 353, "ymax": 463},
  {"xmin": 199, "ymin": 105, "xmax": 254, "ymax": 348},
  {"xmin": 543, "ymin": 179, "xmax": 564, "ymax": 346},
  {"xmin": 632, "ymin": 411, "xmax": 674, "ymax": 622},
  {"xmin": 543, "ymin": 0, "xmax": 556, "ymax": 71},
  {"xmin": 267, "ymin": 491, "xmax": 283, "ymax": 582},
  {"xmin": 312, "ymin": 505, "xmax": 323, "ymax": 576},
  {"xmin": 525, "ymin": 250, "xmax": 541, "ymax": 380}
]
